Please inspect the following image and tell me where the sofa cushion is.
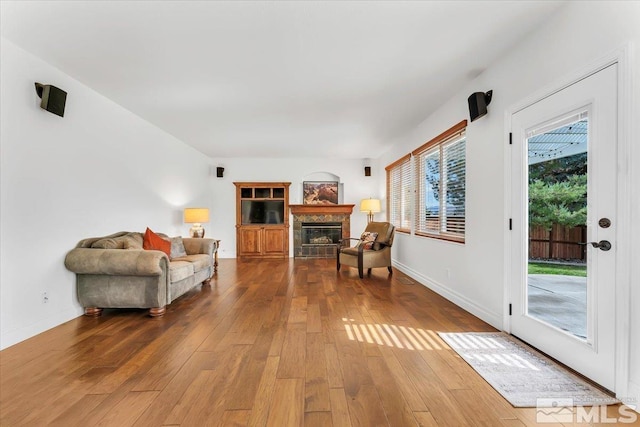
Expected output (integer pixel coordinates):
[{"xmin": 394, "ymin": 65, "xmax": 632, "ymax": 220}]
[
  {"xmin": 169, "ymin": 261, "xmax": 194, "ymax": 282},
  {"xmin": 169, "ymin": 237, "xmax": 188, "ymax": 259},
  {"xmin": 171, "ymin": 254, "xmax": 211, "ymax": 273},
  {"xmin": 143, "ymin": 227, "xmax": 171, "ymax": 257}
]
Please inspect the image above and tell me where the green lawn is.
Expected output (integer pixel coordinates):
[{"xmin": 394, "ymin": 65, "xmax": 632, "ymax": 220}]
[{"xmin": 528, "ymin": 262, "xmax": 587, "ymax": 277}]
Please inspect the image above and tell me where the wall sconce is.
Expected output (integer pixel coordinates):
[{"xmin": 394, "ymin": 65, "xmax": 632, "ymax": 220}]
[
  {"xmin": 184, "ymin": 208, "xmax": 210, "ymax": 238},
  {"xmin": 468, "ymin": 90, "xmax": 493, "ymax": 122},
  {"xmin": 216, "ymin": 167, "xmax": 224, "ymax": 178},
  {"xmin": 360, "ymin": 198, "xmax": 381, "ymax": 223}
]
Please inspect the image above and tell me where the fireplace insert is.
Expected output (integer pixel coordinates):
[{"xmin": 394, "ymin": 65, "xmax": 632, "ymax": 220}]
[{"xmin": 301, "ymin": 222, "xmax": 342, "ymax": 246}]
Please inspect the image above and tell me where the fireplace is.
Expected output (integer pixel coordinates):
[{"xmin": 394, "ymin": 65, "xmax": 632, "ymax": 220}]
[
  {"xmin": 290, "ymin": 204, "xmax": 355, "ymax": 258},
  {"xmin": 302, "ymin": 222, "xmax": 342, "ymax": 246}
]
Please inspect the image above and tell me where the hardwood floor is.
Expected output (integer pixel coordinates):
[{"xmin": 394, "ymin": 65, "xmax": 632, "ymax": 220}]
[{"xmin": 0, "ymin": 258, "xmax": 633, "ymax": 426}]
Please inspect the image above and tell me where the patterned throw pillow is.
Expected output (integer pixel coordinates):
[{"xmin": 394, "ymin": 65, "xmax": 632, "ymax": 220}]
[
  {"xmin": 169, "ymin": 236, "xmax": 188, "ymax": 259},
  {"xmin": 143, "ymin": 227, "xmax": 171, "ymax": 257},
  {"xmin": 360, "ymin": 231, "xmax": 378, "ymax": 250}
]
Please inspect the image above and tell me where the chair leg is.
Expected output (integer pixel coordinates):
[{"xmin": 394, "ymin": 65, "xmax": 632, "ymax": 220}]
[
  {"xmin": 367, "ymin": 268, "xmax": 372, "ymax": 275},
  {"xmin": 336, "ymin": 252, "xmax": 341, "ymax": 271},
  {"xmin": 388, "ymin": 266, "xmax": 393, "ymax": 274},
  {"xmin": 358, "ymin": 253, "xmax": 364, "ymax": 279},
  {"xmin": 358, "ymin": 266, "xmax": 364, "ymax": 279}
]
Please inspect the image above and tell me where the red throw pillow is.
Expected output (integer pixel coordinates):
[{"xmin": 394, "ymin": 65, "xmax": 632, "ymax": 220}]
[{"xmin": 143, "ymin": 227, "xmax": 171, "ymax": 257}]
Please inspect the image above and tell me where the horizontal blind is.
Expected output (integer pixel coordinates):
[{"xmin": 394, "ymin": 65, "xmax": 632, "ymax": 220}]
[
  {"xmin": 413, "ymin": 121, "xmax": 466, "ymax": 241},
  {"xmin": 386, "ymin": 155, "xmax": 412, "ymax": 232},
  {"xmin": 442, "ymin": 136, "xmax": 466, "ymax": 236},
  {"xmin": 415, "ymin": 147, "xmax": 440, "ymax": 234}
]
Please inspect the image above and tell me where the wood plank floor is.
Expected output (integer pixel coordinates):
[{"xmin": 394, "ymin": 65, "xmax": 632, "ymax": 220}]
[{"xmin": 0, "ymin": 258, "xmax": 635, "ymax": 426}]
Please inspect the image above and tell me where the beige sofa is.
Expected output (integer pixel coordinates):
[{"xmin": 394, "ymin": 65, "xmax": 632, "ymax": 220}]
[{"xmin": 64, "ymin": 231, "xmax": 217, "ymax": 317}]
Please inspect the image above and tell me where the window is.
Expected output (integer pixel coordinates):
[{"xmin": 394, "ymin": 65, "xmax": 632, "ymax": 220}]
[
  {"xmin": 385, "ymin": 154, "xmax": 412, "ymax": 233},
  {"xmin": 385, "ymin": 120, "xmax": 467, "ymax": 243},
  {"xmin": 413, "ymin": 120, "xmax": 467, "ymax": 241}
]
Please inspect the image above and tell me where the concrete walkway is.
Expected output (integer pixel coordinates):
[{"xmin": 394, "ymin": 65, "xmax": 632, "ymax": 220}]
[{"xmin": 527, "ymin": 274, "xmax": 587, "ymax": 339}]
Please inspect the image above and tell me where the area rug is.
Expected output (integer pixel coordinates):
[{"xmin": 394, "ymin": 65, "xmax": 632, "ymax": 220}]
[{"xmin": 438, "ymin": 332, "xmax": 619, "ymax": 407}]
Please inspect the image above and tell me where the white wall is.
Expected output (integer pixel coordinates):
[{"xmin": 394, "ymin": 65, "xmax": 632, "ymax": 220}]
[
  {"xmin": 210, "ymin": 157, "xmax": 381, "ymax": 258},
  {"xmin": 0, "ymin": 39, "xmax": 213, "ymax": 349},
  {"xmin": 379, "ymin": 1, "xmax": 640, "ymax": 402}
]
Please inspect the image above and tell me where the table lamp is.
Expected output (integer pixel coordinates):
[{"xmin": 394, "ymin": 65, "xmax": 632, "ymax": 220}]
[
  {"xmin": 184, "ymin": 208, "xmax": 209, "ymax": 238},
  {"xmin": 360, "ymin": 198, "xmax": 381, "ymax": 223}
]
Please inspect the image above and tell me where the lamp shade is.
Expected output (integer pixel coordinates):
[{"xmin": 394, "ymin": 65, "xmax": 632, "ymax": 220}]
[
  {"xmin": 184, "ymin": 208, "xmax": 209, "ymax": 224},
  {"xmin": 360, "ymin": 198, "xmax": 381, "ymax": 213}
]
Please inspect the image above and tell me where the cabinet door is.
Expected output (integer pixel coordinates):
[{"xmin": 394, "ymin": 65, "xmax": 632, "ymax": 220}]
[
  {"xmin": 239, "ymin": 227, "xmax": 262, "ymax": 256},
  {"xmin": 263, "ymin": 228, "xmax": 287, "ymax": 255}
]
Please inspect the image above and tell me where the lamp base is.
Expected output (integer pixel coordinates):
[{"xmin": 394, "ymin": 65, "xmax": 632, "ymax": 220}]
[
  {"xmin": 189, "ymin": 224, "xmax": 205, "ymax": 238},
  {"xmin": 367, "ymin": 213, "xmax": 375, "ymax": 223}
]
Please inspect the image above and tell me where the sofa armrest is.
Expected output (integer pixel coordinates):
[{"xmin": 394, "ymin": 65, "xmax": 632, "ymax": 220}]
[
  {"xmin": 182, "ymin": 238, "xmax": 217, "ymax": 257},
  {"xmin": 64, "ymin": 248, "xmax": 168, "ymax": 276}
]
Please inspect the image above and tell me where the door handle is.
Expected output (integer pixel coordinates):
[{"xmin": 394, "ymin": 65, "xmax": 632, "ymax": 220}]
[{"xmin": 578, "ymin": 240, "xmax": 612, "ymax": 251}]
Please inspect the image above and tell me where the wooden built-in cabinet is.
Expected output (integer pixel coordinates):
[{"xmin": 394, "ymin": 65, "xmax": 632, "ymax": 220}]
[{"xmin": 234, "ymin": 182, "xmax": 290, "ymax": 259}]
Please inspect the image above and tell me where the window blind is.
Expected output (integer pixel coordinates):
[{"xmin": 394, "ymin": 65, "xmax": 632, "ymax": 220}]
[
  {"xmin": 442, "ymin": 137, "xmax": 466, "ymax": 236},
  {"xmin": 386, "ymin": 154, "xmax": 412, "ymax": 232},
  {"xmin": 413, "ymin": 120, "xmax": 467, "ymax": 242},
  {"xmin": 415, "ymin": 147, "xmax": 441, "ymax": 234}
]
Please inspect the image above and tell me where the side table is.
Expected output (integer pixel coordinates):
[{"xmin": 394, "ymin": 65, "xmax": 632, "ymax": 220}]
[{"xmin": 213, "ymin": 239, "xmax": 220, "ymax": 273}]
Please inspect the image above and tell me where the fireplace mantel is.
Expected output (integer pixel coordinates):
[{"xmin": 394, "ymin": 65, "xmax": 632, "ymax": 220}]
[{"xmin": 289, "ymin": 204, "xmax": 355, "ymax": 215}]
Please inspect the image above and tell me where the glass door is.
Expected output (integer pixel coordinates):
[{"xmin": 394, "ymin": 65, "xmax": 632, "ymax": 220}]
[{"xmin": 510, "ymin": 64, "xmax": 617, "ymax": 390}]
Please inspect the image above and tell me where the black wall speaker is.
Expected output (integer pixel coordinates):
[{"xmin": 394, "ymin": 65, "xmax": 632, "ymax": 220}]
[
  {"xmin": 468, "ymin": 90, "xmax": 492, "ymax": 122},
  {"xmin": 364, "ymin": 166, "xmax": 371, "ymax": 177},
  {"xmin": 216, "ymin": 167, "xmax": 224, "ymax": 178},
  {"xmin": 35, "ymin": 83, "xmax": 67, "ymax": 117}
]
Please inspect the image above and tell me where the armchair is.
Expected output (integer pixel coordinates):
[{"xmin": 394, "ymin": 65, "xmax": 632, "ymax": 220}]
[{"xmin": 337, "ymin": 221, "xmax": 395, "ymax": 279}]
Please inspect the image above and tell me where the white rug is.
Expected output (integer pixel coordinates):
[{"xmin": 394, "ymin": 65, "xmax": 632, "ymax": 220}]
[{"xmin": 438, "ymin": 332, "xmax": 619, "ymax": 407}]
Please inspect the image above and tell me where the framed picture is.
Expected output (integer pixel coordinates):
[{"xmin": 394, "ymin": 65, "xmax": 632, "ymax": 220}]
[{"xmin": 303, "ymin": 181, "xmax": 339, "ymax": 205}]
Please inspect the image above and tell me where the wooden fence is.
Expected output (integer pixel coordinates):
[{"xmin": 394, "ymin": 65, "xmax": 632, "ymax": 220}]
[{"xmin": 529, "ymin": 224, "xmax": 586, "ymax": 261}]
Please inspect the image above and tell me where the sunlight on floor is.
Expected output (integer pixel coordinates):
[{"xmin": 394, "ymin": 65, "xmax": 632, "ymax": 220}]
[{"xmin": 342, "ymin": 318, "xmax": 442, "ymax": 350}]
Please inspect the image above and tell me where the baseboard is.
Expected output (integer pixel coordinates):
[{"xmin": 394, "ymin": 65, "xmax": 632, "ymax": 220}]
[
  {"xmin": 623, "ymin": 380, "xmax": 640, "ymax": 412},
  {"xmin": 393, "ymin": 260, "xmax": 502, "ymax": 330},
  {"xmin": 0, "ymin": 306, "xmax": 83, "ymax": 350}
]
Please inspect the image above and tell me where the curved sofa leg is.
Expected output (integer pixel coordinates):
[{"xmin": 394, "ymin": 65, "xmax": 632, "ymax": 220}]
[
  {"xmin": 388, "ymin": 266, "xmax": 393, "ymax": 274},
  {"xmin": 149, "ymin": 307, "xmax": 166, "ymax": 317},
  {"xmin": 84, "ymin": 307, "xmax": 103, "ymax": 317},
  {"xmin": 203, "ymin": 277, "xmax": 212, "ymax": 286}
]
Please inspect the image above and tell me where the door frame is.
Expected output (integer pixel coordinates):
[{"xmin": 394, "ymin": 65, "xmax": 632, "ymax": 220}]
[{"xmin": 503, "ymin": 44, "xmax": 632, "ymax": 399}]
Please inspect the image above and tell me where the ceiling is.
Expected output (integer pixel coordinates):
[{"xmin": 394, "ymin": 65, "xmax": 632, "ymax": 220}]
[{"xmin": 1, "ymin": 1, "xmax": 565, "ymax": 159}]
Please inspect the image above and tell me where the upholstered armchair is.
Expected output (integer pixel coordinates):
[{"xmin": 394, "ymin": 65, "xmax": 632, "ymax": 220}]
[{"xmin": 337, "ymin": 221, "xmax": 395, "ymax": 279}]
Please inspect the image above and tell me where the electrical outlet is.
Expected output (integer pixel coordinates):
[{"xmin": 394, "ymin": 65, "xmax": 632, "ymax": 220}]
[{"xmin": 42, "ymin": 292, "xmax": 49, "ymax": 304}]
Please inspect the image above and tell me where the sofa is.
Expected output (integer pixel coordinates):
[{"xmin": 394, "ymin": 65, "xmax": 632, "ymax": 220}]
[{"xmin": 64, "ymin": 230, "xmax": 217, "ymax": 317}]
